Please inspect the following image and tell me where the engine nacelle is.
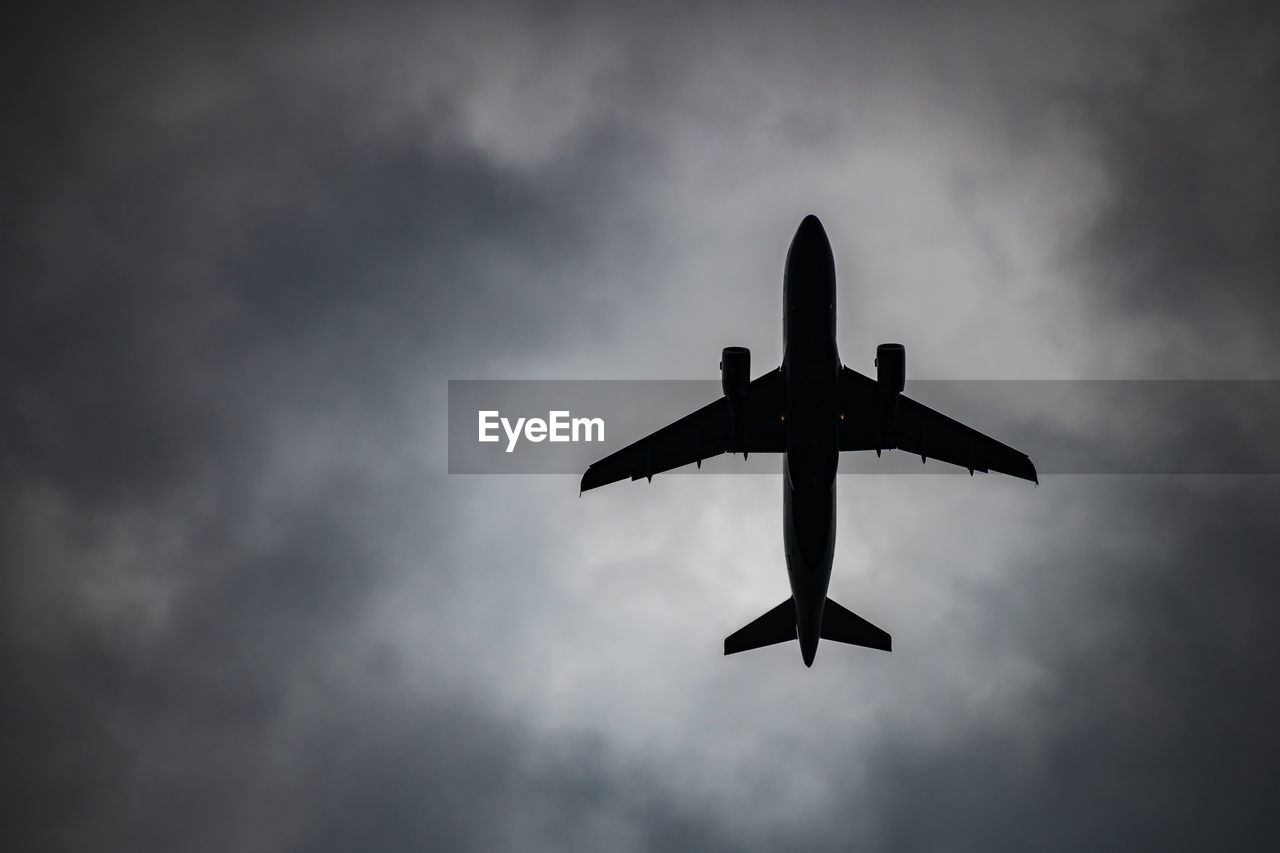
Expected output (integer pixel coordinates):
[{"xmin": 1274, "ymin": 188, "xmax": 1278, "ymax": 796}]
[
  {"xmin": 875, "ymin": 343, "xmax": 905, "ymax": 395},
  {"xmin": 720, "ymin": 346, "xmax": 751, "ymax": 398}
]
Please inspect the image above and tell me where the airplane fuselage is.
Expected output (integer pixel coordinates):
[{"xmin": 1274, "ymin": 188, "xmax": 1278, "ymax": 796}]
[{"xmin": 782, "ymin": 215, "xmax": 841, "ymax": 667}]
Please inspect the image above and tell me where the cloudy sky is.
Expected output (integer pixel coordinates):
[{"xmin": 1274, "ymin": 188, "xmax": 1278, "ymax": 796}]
[{"xmin": 5, "ymin": 1, "xmax": 1279, "ymax": 850}]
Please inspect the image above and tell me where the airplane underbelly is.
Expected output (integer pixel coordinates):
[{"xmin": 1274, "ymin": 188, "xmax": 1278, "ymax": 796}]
[{"xmin": 783, "ymin": 463, "xmax": 836, "ymax": 576}]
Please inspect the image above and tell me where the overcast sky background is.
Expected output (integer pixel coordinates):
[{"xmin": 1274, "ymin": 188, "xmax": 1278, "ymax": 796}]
[{"xmin": 5, "ymin": 1, "xmax": 1279, "ymax": 850}]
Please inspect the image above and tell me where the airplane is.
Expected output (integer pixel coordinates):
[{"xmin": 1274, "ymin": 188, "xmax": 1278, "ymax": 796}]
[{"xmin": 580, "ymin": 215, "xmax": 1037, "ymax": 667}]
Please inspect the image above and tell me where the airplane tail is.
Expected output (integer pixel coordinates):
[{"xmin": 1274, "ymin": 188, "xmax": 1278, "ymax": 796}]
[
  {"xmin": 723, "ymin": 597, "xmax": 891, "ymax": 655},
  {"xmin": 820, "ymin": 598, "xmax": 892, "ymax": 652}
]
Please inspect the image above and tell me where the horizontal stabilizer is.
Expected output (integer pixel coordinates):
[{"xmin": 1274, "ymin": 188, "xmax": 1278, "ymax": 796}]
[
  {"xmin": 724, "ymin": 598, "xmax": 796, "ymax": 655},
  {"xmin": 820, "ymin": 598, "xmax": 892, "ymax": 652}
]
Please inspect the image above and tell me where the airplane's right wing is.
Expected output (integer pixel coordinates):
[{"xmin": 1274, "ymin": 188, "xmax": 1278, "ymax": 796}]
[
  {"xmin": 838, "ymin": 366, "xmax": 1037, "ymax": 483},
  {"xmin": 580, "ymin": 368, "xmax": 787, "ymax": 492}
]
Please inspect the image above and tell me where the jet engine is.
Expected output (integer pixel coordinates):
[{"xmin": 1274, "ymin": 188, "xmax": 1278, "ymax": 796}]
[
  {"xmin": 721, "ymin": 346, "xmax": 751, "ymax": 453},
  {"xmin": 875, "ymin": 343, "xmax": 905, "ymax": 395},
  {"xmin": 720, "ymin": 346, "xmax": 751, "ymax": 398}
]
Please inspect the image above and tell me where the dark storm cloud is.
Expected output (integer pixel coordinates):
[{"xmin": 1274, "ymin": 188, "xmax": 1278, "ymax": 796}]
[
  {"xmin": 3, "ymin": 0, "xmax": 651, "ymax": 510},
  {"xmin": 1, "ymin": 479, "xmax": 417, "ymax": 851},
  {"xmin": 840, "ymin": 478, "xmax": 1280, "ymax": 851},
  {"xmin": 296, "ymin": 709, "xmax": 748, "ymax": 853},
  {"xmin": 2, "ymin": 3, "xmax": 666, "ymax": 849},
  {"xmin": 5, "ymin": 0, "xmax": 1280, "ymax": 851},
  {"xmin": 1067, "ymin": 2, "xmax": 1280, "ymax": 370}
]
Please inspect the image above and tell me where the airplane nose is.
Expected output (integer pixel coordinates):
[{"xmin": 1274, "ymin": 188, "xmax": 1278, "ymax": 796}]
[
  {"xmin": 789, "ymin": 214, "xmax": 830, "ymax": 257},
  {"xmin": 794, "ymin": 214, "xmax": 825, "ymax": 242},
  {"xmin": 786, "ymin": 214, "xmax": 834, "ymax": 286}
]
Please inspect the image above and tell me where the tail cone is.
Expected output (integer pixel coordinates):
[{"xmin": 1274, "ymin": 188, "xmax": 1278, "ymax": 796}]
[{"xmin": 800, "ymin": 635, "xmax": 817, "ymax": 667}]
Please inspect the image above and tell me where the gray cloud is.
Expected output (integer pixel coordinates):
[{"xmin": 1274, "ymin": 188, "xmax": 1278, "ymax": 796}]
[
  {"xmin": 4, "ymin": 1, "xmax": 1279, "ymax": 851},
  {"xmin": 1064, "ymin": 2, "xmax": 1280, "ymax": 374},
  {"xmin": 842, "ymin": 477, "xmax": 1280, "ymax": 850}
]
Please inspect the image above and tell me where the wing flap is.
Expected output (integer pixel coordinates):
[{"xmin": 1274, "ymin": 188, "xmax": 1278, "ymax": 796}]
[
  {"xmin": 581, "ymin": 368, "xmax": 787, "ymax": 492},
  {"xmin": 838, "ymin": 367, "xmax": 1037, "ymax": 483}
]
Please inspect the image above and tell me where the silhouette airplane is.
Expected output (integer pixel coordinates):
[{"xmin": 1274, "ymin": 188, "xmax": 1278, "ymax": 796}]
[{"xmin": 580, "ymin": 215, "xmax": 1037, "ymax": 667}]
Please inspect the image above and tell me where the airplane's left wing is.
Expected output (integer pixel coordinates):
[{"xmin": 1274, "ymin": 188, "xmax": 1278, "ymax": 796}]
[
  {"xmin": 838, "ymin": 366, "xmax": 1037, "ymax": 483},
  {"xmin": 580, "ymin": 369, "xmax": 787, "ymax": 492}
]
